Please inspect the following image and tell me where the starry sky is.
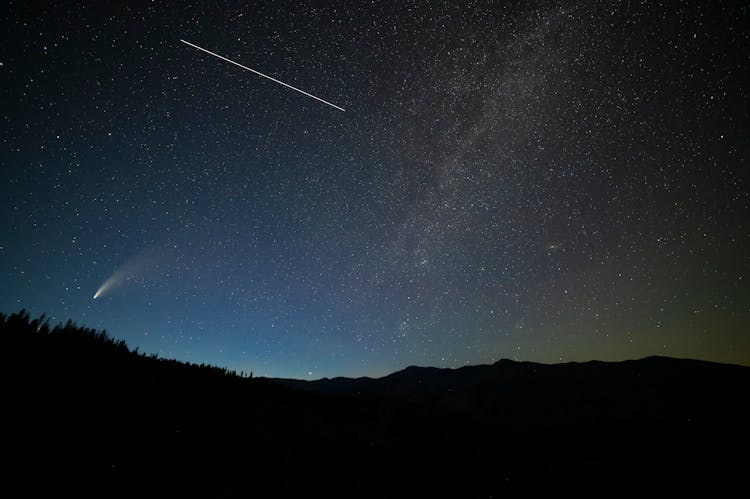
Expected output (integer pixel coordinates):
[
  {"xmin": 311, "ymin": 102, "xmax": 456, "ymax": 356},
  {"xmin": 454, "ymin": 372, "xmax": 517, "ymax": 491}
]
[{"xmin": 2, "ymin": 0, "xmax": 748, "ymax": 378}]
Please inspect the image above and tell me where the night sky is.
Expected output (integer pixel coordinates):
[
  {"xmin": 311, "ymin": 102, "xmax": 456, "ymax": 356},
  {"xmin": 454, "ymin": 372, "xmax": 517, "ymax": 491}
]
[{"xmin": 2, "ymin": 1, "xmax": 748, "ymax": 378}]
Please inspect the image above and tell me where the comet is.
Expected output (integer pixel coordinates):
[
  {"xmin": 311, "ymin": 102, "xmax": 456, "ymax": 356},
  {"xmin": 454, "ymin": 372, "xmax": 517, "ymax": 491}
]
[
  {"xmin": 93, "ymin": 284, "xmax": 106, "ymax": 300},
  {"xmin": 92, "ymin": 264, "xmax": 137, "ymax": 300},
  {"xmin": 179, "ymin": 39, "xmax": 346, "ymax": 112},
  {"xmin": 92, "ymin": 248, "xmax": 166, "ymax": 300}
]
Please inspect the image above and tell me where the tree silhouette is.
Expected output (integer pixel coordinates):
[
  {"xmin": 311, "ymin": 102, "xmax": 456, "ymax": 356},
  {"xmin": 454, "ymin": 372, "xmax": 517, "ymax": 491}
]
[{"xmin": 1, "ymin": 308, "xmax": 747, "ymax": 497}]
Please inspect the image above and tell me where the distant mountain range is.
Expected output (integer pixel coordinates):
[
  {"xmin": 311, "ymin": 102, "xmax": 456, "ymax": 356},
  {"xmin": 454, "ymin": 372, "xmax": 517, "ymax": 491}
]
[
  {"xmin": 273, "ymin": 356, "xmax": 750, "ymax": 413},
  {"xmin": 2, "ymin": 310, "xmax": 749, "ymax": 497}
]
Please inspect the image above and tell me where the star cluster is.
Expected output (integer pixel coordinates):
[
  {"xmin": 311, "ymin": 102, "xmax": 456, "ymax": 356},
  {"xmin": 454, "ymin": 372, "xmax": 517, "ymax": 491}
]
[{"xmin": 1, "ymin": 0, "xmax": 748, "ymax": 377}]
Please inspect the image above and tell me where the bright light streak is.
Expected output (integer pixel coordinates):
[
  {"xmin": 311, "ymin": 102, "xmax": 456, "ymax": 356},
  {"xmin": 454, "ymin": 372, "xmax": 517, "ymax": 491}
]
[{"xmin": 179, "ymin": 39, "xmax": 346, "ymax": 112}]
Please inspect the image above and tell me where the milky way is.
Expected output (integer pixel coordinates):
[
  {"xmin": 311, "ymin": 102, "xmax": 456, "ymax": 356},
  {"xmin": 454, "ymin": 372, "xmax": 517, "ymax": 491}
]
[{"xmin": 1, "ymin": 1, "xmax": 747, "ymax": 377}]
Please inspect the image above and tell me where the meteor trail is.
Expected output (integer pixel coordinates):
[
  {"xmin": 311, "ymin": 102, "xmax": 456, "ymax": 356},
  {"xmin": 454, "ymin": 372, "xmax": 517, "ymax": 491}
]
[{"xmin": 179, "ymin": 39, "xmax": 345, "ymax": 112}]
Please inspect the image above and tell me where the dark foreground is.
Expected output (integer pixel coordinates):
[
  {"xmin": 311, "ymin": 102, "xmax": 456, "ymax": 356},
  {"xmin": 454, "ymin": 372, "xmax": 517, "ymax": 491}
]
[{"xmin": 2, "ymin": 310, "xmax": 748, "ymax": 497}]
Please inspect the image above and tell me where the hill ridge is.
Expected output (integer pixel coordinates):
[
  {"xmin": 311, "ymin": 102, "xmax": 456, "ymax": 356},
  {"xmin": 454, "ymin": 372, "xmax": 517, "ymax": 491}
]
[{"xmin": 2, "ymin": 309, "xmax": 748, "ymax": 495}]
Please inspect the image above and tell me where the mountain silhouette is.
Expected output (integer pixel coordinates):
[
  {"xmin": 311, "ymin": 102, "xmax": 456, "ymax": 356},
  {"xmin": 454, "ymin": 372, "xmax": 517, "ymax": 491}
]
[
  {"xmin": 2, "ymin": 309, "xmax": 748, "ymax": 497},
  {"xmin": 273, "ymin": 356, "xmax": 748, "ymax": 413}
]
